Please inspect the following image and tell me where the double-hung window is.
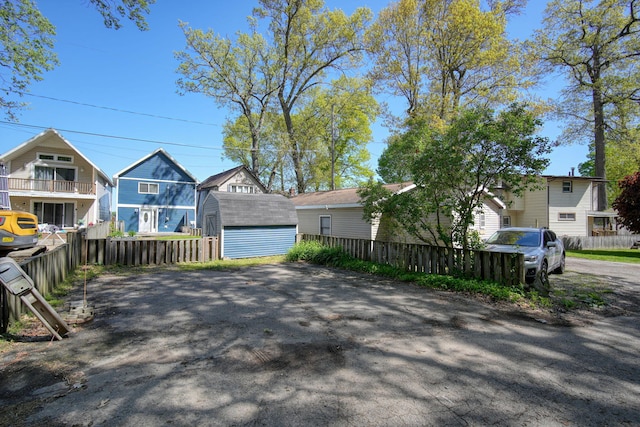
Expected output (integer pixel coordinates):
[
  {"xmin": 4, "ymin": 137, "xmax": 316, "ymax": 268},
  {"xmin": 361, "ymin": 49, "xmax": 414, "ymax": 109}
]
[
  {"xmin": 319, "ymin": 215, "xmax": 331, "ymax": 236},
  {"xmin": 139, "ymin": 182, "xmax": 159, "ymax": 194}
]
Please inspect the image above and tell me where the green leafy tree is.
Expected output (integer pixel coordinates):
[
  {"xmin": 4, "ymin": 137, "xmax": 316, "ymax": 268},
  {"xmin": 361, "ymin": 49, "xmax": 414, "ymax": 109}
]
[
  {"xmin": 534, "ymin": 0, "xmax": 640, "ymax": 211},
  {"xmin": 256, "ymin": 0, "xmax": 372, "ymax": 193},
  {"xmin": 221, "ymin": 112, "xmax": 289, "ymax": 192},
  {"xmin": 376, "ymin": 117, "xmax": 431, "ymax": 183},
  {"xmin": 177, "ymin": 0, "xmax": 372, "ymax": 193},
  {"xmin": 177, "ymin": 21, "xmax": 278, "ymax": 178},
  {"xmin": 612, "ymin": 171, "xmax": 640, "ymax": 233},
  {"xmin": 360, "ymin": 105, "xmax": 552, "ymax": 250},
  {"xmin": 0, "ymin": 0, "xmax": 154, "ymax": 120},
  {"xmin": 366, "ymin": 0, "xmax": 532, "ymax": 125},
  {"xmin": 293, "ymin": 76, "xmax": 377, "ymax": 191}
]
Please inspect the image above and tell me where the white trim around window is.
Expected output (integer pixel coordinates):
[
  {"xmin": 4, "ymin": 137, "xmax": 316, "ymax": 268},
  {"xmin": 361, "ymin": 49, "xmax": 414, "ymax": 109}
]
[
  {"xmin": 138, "ymin": 182, "xmax": 159, "ymax": 194},
  {"xmin": 558, "ymin": 212, "xmax": 576, "ymax": 221},
  {"xmin": 562, "ymin": 181, "xmax": 573, "ymax": 193},
  {"xmin": 319, "ymin": 215, "xmax": 331, "ymax": 236},
  {"xmin": 36, "ymin": 152, "xmax": 74, "ymax": 163}
]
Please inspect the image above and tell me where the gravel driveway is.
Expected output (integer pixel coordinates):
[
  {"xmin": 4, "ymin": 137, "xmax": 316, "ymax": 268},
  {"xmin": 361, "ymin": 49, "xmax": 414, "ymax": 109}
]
[{"xmin": 1, "ymin": 260, "xmax": 639, "ymax": 426}]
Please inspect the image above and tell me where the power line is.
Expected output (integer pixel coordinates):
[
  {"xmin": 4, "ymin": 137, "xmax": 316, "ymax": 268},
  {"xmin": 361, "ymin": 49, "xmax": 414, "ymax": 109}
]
[
  {"xmin": 17, "ymin": 92, "xmax": 221, "ymax": 127},
  {"xmin": 0, "ymin": 121, "xmax": 224, "ymax": 151}
]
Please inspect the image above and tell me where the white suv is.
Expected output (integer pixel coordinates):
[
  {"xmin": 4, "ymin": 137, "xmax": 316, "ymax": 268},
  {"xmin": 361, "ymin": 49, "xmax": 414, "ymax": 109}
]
[{"xmin": 484, "ymin": 227, "xmax": 565, "ymax": 294}]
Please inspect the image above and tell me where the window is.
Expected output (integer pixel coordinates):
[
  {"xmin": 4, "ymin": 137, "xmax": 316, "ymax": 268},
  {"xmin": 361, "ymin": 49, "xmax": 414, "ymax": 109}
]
[
  {"xmin": 558, "ymin": 212, "xmax": 576, "ymax": 221},
  {"xmin": 138, "ymin": 182, "xmax": 159, "ymax": 194},
  {"xmin": 476, "ymin": 211, "xmax": 485, "ymax": 229},
  {"xmin": 34, "ymin": 202, "xmax": 75, "ymax": 228},
  {"xmin": 320, "ymin": 215, "xmax": 331, "ymax": 236},
  {"xmin": 37, "ymin": 152, "xmax": 73, "ymax": 163},
  {"xmin": 502, "ymin": 216, "xmax": 511, "ymax": 227},
  {"xmin": 34, "ymin": 166, "xmax": 76, "ymax": 191},
  {"xmin": 229, "ymin": 184, "xmax": 255, "ymax": 193},
  {"xmin": 562, "ymin": 181, "xmax": 573, "ymax": 193}
]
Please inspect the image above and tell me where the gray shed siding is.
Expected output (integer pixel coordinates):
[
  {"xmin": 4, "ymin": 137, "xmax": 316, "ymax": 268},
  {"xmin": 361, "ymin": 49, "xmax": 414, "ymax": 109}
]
[{"xmin": 222, "ymin": 225, "xmax": 297, "ymax": 259}]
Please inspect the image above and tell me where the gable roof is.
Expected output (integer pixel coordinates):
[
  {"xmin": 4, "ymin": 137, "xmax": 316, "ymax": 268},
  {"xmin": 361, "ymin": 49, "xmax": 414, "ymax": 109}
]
[
  {"xmin": 198, "ymin": 165, "xmax": 267, "ymax": 192},
  {"xmin": 112, "ymin": 148, "xmax": 198, "ymax": 184},
  {"xmin": 1, "ymin": 128, "xmax": 114, "ymax": 187},
  {"xmin": 206, "ymin": 191, "xmax": 297, "ymax": 226},
  {"xmin": 291, "ymin": 182, "xmax": 415, "ymax": 209}
]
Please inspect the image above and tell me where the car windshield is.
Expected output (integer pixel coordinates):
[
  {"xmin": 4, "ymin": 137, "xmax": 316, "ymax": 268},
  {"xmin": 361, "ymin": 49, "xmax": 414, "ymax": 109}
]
[{"xmin": 486, "ymin": 230, "xmax": 540, "ymax": 247}]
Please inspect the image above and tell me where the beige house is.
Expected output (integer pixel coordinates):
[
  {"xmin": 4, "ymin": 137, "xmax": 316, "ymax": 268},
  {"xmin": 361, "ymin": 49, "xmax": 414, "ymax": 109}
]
[
  {"xmin": 496, "ymin": 175, "xmax": 614, "ymax": 237},
  {"xmin": 292, "ymin": 183, "xmax": 417, "ymax": 241},
  {"xmin": 0, "ymin": 129, "xmax": 113, "ymax": 229},
  {"xmin": 294, "ymin": 175, "xmax": 613, "ymax": 242},
  {"xmin": 195, "ymin": 165, "xmax": 267, "ymax": 231}
]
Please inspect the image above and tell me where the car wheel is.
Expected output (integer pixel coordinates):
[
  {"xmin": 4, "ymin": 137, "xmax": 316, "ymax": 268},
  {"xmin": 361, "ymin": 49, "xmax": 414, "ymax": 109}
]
[
  {"xmin": 553, "ymin": 253, "xmax": 566, "ymax": 274},
  {"xmin": 532, "ymin": 261, "xmax": 550, "ymax": 296}
]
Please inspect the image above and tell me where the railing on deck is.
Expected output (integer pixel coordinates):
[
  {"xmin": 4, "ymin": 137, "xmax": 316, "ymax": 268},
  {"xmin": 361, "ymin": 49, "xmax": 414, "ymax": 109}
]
[
  {"xmin": 298, "ymin": 234, "xmax": 525, "ymax": 286},
  {"xmin": 8, "ymin": 177, "xmax": 95, "ymax": 195}
]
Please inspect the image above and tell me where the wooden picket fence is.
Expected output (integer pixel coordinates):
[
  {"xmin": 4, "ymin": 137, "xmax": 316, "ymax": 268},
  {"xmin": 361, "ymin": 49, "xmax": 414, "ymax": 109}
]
[{"xmin": 299, "ymin": 234, "xmax": 525, "ymax": 286}]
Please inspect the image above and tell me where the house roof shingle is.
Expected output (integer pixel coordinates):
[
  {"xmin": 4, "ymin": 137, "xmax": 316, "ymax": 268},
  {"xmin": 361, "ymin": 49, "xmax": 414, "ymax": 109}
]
[
  {"xmin": 198, "ymin": 165, "xmax": 267, "ymax": 192},
  {"xmin": 209, "ymin": 192, "xmax": 298, "ymax": 227},
  {"xmin": 290, "ymin": 182, "xmax": 415, "ymax": 207}
]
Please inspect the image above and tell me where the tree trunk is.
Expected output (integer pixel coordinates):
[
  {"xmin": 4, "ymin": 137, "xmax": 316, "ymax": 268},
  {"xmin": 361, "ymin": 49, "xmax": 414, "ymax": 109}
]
[{"xmin": 279, "ymin": 95, "xmax": 306, "ymax": 193}]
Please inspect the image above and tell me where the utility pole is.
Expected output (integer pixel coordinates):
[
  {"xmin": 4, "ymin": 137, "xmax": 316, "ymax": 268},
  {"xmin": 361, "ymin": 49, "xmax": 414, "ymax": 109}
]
[{"xmin": 331, "ymin": 105, "xmax": 335, "ymax": 190}]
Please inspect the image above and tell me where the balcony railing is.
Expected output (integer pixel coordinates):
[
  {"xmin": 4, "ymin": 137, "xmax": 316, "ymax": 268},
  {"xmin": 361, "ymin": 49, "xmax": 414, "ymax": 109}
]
[{"xmin": 8, "ymin": 178, "xmax": 95, "ymax": 195}]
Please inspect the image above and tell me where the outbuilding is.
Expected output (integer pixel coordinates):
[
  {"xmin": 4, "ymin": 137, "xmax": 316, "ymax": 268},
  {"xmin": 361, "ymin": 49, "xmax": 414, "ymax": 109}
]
[{"xmin": 199, "ymin": 191, "xmax": 298, "ymax": 259}]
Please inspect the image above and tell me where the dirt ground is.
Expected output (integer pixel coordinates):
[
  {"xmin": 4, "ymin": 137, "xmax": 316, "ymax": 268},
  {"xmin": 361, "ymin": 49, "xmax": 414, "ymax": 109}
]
[{"xmin": 1, "ymin": 260, "xmax": 639, "ymax": 426}]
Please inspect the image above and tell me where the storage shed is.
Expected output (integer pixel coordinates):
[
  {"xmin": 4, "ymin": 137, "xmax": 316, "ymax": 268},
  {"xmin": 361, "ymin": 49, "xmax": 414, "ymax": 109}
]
[{"xmin": 199, "ymin": 192, "xmax": 298, "ymax": 259}]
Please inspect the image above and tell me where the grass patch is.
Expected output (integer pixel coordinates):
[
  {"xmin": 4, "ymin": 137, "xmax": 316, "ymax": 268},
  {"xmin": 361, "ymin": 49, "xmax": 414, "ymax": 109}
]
[
  {"xmin": 179, "ymin": 255, "xmax": 286, "ymax": 271},
  {"xmin": 153, "ymin": 235, "xmax": 202, "ymax": 241},
  {"xmin": 43, "ymin": 265, "xmax": 104, "ymax": 308},
  {"xmin": 567, "ymin": 249, "xmax": 640, "ymax": 264}
]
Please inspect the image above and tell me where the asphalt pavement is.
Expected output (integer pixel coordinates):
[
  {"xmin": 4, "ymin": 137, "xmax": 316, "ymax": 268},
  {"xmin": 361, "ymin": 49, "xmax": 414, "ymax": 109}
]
[{"xmin": 1, "ymin": 261, "xmax": 639, "ymax": 426}]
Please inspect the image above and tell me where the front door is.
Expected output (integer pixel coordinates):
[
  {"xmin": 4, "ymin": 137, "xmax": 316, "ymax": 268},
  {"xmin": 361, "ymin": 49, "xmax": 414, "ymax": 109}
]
[{"xmin": 139, "ymin": 208, "xmax": 157, "ymax": 233}]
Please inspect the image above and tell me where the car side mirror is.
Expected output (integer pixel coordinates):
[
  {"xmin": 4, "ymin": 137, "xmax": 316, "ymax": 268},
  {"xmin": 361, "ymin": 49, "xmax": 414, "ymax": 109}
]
[{"xmin": 546, "ymin": 242, "xmax": 557, "ymax": 248}]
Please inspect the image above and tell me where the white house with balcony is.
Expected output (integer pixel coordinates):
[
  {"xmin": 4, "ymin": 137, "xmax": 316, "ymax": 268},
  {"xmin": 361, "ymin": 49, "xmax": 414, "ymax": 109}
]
[{"xmin": 0, "ymin": 128, "xmax": 113, "ymax": 229}]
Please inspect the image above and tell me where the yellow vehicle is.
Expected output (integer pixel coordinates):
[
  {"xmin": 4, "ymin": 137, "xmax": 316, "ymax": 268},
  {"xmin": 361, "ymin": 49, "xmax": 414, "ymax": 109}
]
[{"xmin": 0, "ymin": 210, "xmax": 39, "ymax": 255}]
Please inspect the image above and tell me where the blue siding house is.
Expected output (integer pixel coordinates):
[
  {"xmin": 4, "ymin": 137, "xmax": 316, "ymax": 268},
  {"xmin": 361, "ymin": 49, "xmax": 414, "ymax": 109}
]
[{"xmin": 113, "ymin": 149, "xmax": 198, "ymax": 233}]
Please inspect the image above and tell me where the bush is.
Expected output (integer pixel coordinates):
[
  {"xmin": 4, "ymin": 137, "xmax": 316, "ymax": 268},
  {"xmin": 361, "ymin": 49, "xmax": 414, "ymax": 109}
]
[{"xmin": 286, "ymin": 240, "xmax": 526, "ymax": 302}]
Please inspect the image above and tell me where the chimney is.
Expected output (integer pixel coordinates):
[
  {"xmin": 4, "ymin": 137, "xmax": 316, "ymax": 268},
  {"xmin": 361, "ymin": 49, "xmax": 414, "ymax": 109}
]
[{"xmin": 570, "ymin": 167, "xmax": 575, "ymax": 176}]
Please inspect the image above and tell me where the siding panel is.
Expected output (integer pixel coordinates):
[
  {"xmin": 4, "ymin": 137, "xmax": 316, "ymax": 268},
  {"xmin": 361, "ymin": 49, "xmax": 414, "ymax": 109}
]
[{"xmin": 223, "ymin": 225, "xmax": 297, "ymax": 259}]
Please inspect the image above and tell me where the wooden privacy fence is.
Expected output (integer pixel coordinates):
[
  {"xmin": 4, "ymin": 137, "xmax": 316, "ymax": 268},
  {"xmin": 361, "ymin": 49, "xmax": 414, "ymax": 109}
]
[
  {"xmin": 85, "ymin": 237, "xmax": 219, "ymax": 266},
  {"xmin": 2, "ymin": 232, "xmax": 83, "ymax": 328},
  {"xmin": 299, "ymin": 234, "xmax": 525, "ymax": 286},
  {"xmin": 2, "ymin": 234, "xmax": 219, "ymax": 328},
  {"xmin": 562, "ymin": 234, "xmax": 640, "ymax": 250}
]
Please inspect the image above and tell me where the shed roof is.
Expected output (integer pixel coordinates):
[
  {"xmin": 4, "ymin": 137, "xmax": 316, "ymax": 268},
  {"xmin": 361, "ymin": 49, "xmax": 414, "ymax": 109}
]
[
  {"xmin": 208, "ymin": 192, "xmax": 297, "ymax": 227},
  {"xmin": 291, "ymin": 182, "xmax": 415, "ymax": 208}
]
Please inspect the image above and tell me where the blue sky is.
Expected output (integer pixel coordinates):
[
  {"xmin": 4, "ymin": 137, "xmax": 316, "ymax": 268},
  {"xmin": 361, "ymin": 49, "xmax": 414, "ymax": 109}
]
[{"xmin": 0, "ymin": 1, "xmax": 587, "ymax": 184}]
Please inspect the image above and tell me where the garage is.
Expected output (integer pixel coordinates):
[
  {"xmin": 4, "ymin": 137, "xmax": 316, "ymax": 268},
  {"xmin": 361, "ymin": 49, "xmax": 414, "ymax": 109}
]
[{"xmin": 199, "ymin": 191, "xmax": 298, "ymax": 259}]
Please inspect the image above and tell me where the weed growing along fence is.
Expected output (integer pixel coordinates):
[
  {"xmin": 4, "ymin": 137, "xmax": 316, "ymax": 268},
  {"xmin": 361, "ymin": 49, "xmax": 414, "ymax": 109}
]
[{"xmin": 298, "ymin": 234, "xmax": 525, "ymax": 286}]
